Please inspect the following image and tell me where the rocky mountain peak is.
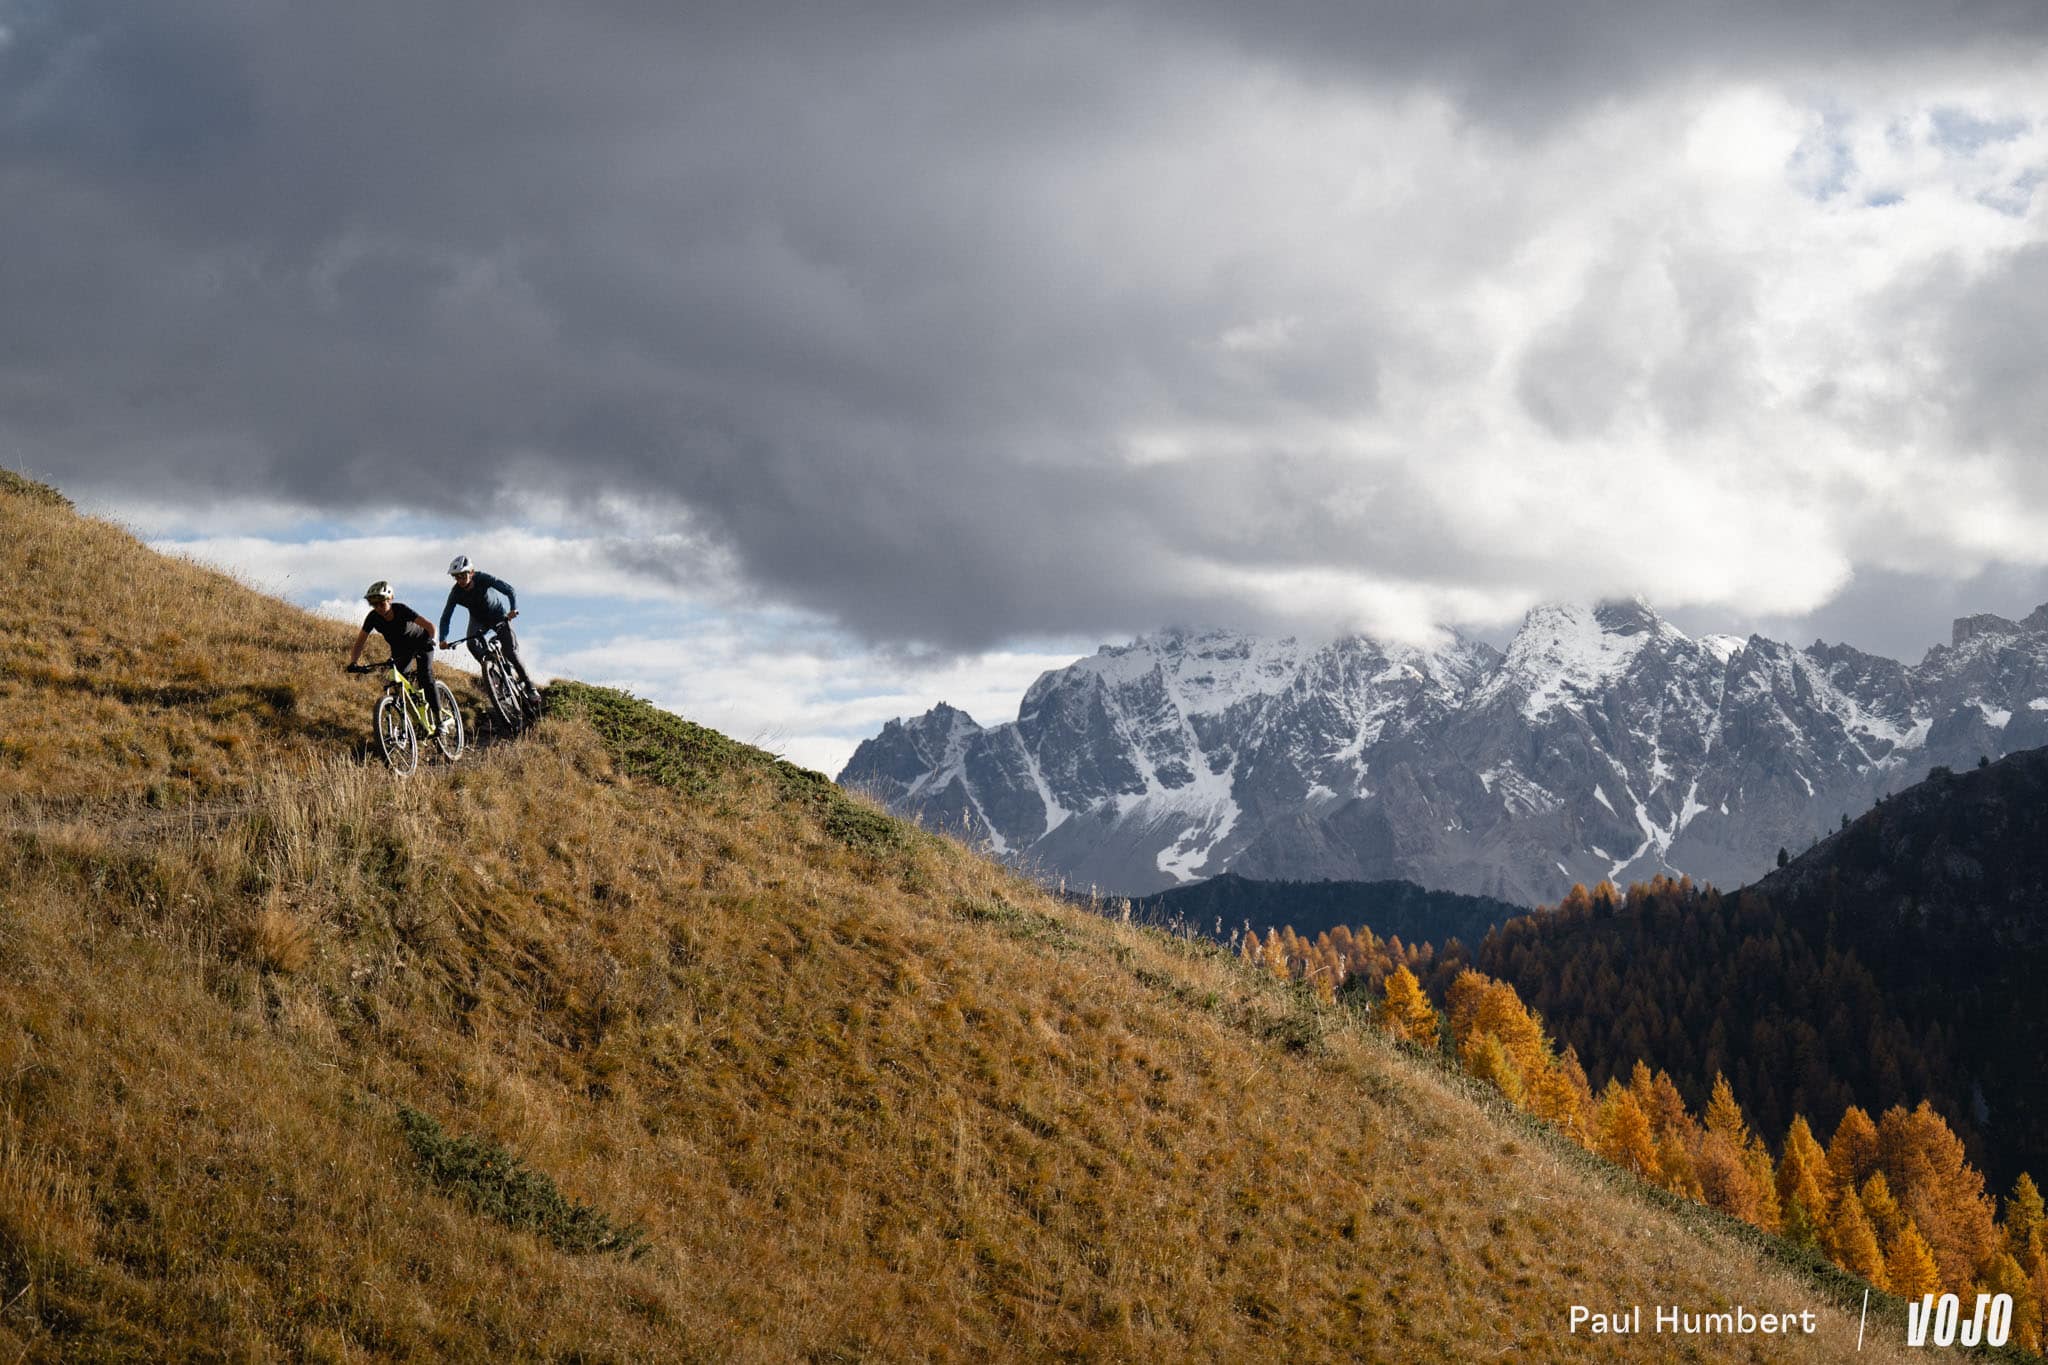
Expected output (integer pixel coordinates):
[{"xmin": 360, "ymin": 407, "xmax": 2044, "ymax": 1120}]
[
  {"xmin": 1591, "ymin": 595, "xmax": 1666, "ymax": 637},
  {"xmin": 1950, "ymin": 602, "xmax": 2048, "ymax": 648},
  {"xmin": 844, "ymin": 601, "xmax": 2048, "ymax": 902}
]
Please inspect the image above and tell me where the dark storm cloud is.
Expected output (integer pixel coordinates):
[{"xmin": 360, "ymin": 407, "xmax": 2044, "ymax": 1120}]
[{"xmin": 3, "ymin": 0, "xmax": 2046, "ymax": 648}]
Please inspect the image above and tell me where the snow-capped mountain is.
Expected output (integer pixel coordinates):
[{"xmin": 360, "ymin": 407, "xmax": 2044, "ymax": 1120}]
[{"xmin": 839, "ymin": 601, "xmax": 2048, "ymax": 902}]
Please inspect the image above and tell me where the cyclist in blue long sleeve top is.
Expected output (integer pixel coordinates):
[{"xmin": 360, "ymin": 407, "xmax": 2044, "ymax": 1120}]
[{"xmin": 438, "ymin": 555, "xmax": 537, "ymax": 699}]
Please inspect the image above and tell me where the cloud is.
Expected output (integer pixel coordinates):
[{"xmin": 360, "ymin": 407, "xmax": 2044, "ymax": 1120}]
[
  {"xmin": 5, "ymin": 2, "xmax": 2048, "ymax": 655},
  {"xmin": 530, "ymin": 626, "xmax": 1090, "ymax": 778}
]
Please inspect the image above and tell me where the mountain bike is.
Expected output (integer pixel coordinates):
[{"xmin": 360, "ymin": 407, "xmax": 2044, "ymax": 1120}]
[
  {"xmin": 348, "ymin": 655, "xmax": 463, "ymax": 774},
  {"xmin": 451, "ymin": 625, "xmax": 543, "ymax": 732}
]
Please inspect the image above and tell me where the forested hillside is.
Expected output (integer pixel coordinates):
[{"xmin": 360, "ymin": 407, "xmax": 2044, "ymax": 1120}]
[
  {"xmin": 1463, "ymin": 747, "xmax": 2048, "ymax": 1191},
  {"xmin": 1127, "ymin": 871, "xmax": 1524, "ymax": 955}
]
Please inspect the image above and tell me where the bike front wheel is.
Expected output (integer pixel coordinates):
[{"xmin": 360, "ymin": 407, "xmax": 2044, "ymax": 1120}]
[
  {"xmin": 375, "ymin": 691, "xmax": 418, "ymax": 775},
  {"xmin": 431, "ymin": 682, "xmax": 464, "ymax": 760}
]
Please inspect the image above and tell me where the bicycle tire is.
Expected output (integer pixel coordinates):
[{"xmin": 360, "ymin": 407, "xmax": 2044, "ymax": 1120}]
[
  {"xmin": 376, "ymin": 690, "xmax": 418, "ymax": 775},
  {"xmin": 430, "ymin": 681, "xmax": 464, "ymax": 760},
  {"xmin": 482, "ymin": 658, "xmax": 524, "ymax": 731}
]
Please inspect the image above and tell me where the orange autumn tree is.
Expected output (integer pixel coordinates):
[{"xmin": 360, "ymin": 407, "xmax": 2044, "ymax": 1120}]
[
  {"xmin": 1826, "ymin": 1188, "xmax": 1888, "ymax": 1289},
  {"xmin": 1887, "ymin": 1221, "xmax": 1943, "ymax": 1301},
  {"xmin": 1631, "ymin": 1063, "xmax": 1703, "ymax": 1201},
  {"xmin": 1699, "ymin": 1075, "xmax": 1780, "ymax": 1233},
  {"xmin": 1239, "ymin": 879, "xmax": 2048, "ymax": 1330},
  {"xmin": 1594, "ymin": 1081, "xmax": 1660, "ymax": 1182},
  {"xmin": 1776, "ymin": 1116, "xmax": 1833, "ymax": 1251},
  {"xmin": 1826, "ymin": 1107, "xmax": 1880, "ymax": 1202},
  {"xmin": 1875, "ymin": 1102, "xmax": 1999, "ymax": 1294},
  {"xmin": 1444, "ymin": 969, "xmax": 1587, "ymax": 1136},
  {"xmin": 1375, "ymin": 963, "xmax": 1438, "ymax": 1049}
]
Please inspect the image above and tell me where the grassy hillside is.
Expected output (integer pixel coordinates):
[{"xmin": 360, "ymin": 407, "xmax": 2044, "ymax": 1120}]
[{"xmin": 0, "ymin": 475, "xmax": 1955, "ymax": 1360}]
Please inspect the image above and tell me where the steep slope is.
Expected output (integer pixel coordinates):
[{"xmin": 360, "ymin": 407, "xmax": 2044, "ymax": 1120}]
[
  {"xmin": 0, "ymin": 472, "xmax": 394, "ymax": 809},
  {"xmin": 844, "ymin": 599, "xmax": 2048, "ymax": 901},
  {"xmin": 0, "ymin": 476, "xmax": 1958, "ymax": 1360}
]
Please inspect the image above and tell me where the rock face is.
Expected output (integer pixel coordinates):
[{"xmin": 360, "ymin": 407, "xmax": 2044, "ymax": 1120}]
[{"xmin": 840, "ymin": 602, "xmax": 2048, "ymax": 902}]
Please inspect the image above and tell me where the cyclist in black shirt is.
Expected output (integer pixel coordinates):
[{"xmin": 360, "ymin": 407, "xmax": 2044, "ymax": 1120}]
[
  {"xmin": 437, "ymin": 555, "xmax": 535, "ymax": 698},
  {"xmin": 346, "ymin": 580, "xmax": 450, "ymax": 733}
]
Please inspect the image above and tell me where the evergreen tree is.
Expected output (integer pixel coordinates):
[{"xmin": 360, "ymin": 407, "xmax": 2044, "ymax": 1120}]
[
  {"xmin": 1696, "ymin": 1131, "xmax": 1762, "ymax": 1226},
  {"xmin": 1466, "ymin": 1033, "xmax": 1524, "ymax": 1106},
  {"xmin": 2006, "ymin": 1172, "xmax": 2045, "ymax": 1265},
  {"xmin": 1261, "ymin": 928, "xmax": 1291, "ymax": 982},
  {"xmin": 1827, "ymin": 1107, "xmax": 1880, "ymax": 1195},
  {"xmin": 1826, "ymin": 1188, "xmax": 1888, "ymax": 1289},
  {"xmin": 1777, "ymin": 1113, "xmax": 1826, "ymax": 1244},
  {"xmin": 1643, "ymin": 1069, "xmax": 1702, "ymax": 1200},
  {"xmin": 1523, "ymin": 1048, "xmax": 1588, "ymax": 1143},
  {"xmin": 1546, "ymin": 1047, "xmax": 1597, "ymax": 1147},
  {"xmin": 1862, "ymin": 1172, "xmax": 1904, "ymax": 1247},
  {"xmin": 1984, "ymin": 1251, "xmax": 2041, "ymax": 1354}
]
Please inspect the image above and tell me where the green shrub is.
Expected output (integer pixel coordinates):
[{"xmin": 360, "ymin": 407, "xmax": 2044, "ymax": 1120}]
[
  {"xmin": 547, "ymin": 680, "xmax": 909, "ymax": 854},
  {"xmin": 398, "ymin": 1105, "xmax": 649, "ymax": 1257},
  {"xmin": 0, "ymin": 467, "xmax": 72, "ymax": 508}
]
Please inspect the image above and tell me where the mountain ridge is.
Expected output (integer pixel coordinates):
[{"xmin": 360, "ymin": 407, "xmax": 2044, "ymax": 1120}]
[{"xmin": 844, "ymin": 600, "xmax": 2048, "ymax": 900}]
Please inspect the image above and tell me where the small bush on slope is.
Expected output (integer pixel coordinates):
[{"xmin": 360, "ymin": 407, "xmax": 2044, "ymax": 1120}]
[
  {"xmin": 398, "ymin": 1105, "xmax": 649, "ymax": 1258},
  {"xmin": 548, "ymin": 679, "xmax": 906, "ymax": 855}
]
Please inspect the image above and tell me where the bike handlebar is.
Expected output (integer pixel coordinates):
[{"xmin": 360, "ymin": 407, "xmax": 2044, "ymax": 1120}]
[
  {"xmin": 445, "ymin": 622, "xmax": 514, "ymax": 648},
  {"xmin": 347, "ymin": 655, "xmax": 422, "ymax": 674}
]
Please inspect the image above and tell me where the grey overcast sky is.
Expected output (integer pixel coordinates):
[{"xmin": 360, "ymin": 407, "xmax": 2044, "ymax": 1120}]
[{"xmin": 4, "ymin": 1, "xmax": 2047, "ymax": 768}]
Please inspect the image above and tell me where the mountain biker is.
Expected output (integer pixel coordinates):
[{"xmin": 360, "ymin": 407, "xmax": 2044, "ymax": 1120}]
[
  {"xmin": 437, "ymin": 555, "xmax": 536, "ymax": 700},
  {"xmin": 346, "ymin": 581, "xmax": 450, "ymax": 733}
]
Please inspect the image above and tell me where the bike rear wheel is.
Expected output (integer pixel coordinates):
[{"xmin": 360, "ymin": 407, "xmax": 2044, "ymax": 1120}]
[
  {"xmin": 431, "ymin": 681, "xmax": 464, "ymax": 760},
  {"xmin": 375, "ymin": 691, "xmax": 417, "ymax": 775},
  {"xmin": 482, "ymin": 658, "xmax": 524, "ymax": 731}
]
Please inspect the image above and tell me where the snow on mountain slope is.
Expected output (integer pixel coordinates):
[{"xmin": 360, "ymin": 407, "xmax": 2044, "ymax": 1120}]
[{"xmin": 840, "ymin": 600, "xmax": 2048, "ymax": 902}]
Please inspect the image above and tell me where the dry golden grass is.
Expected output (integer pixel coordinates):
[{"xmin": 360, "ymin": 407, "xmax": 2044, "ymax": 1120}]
[
  {"xmin": 0, "ymin": 475, "xmax": 1970, "ymax": 1360},
  {"xmin": 0, "ymin": 482, "xmax": 442, "ymax": 810}
]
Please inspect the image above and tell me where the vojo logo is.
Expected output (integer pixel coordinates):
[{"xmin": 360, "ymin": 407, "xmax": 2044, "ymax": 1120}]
[{"xmin": 1904, "ymin": 1293, "xmax": 2012, "ymax": 1348}]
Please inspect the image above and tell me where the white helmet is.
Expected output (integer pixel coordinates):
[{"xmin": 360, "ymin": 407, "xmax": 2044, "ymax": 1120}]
[
  {"xmin": 364, "ymin": 580, "xmax": 394, "ymax": 602},
  {"xmin": 447, "ymin": 554, "xmax": 472, "ymax": 577}
]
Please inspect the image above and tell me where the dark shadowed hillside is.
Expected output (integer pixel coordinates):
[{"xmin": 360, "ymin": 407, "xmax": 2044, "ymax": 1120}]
[{"xmin": 1464, "ymin": 747, "xmax": 2048, "ymax": 1187}]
